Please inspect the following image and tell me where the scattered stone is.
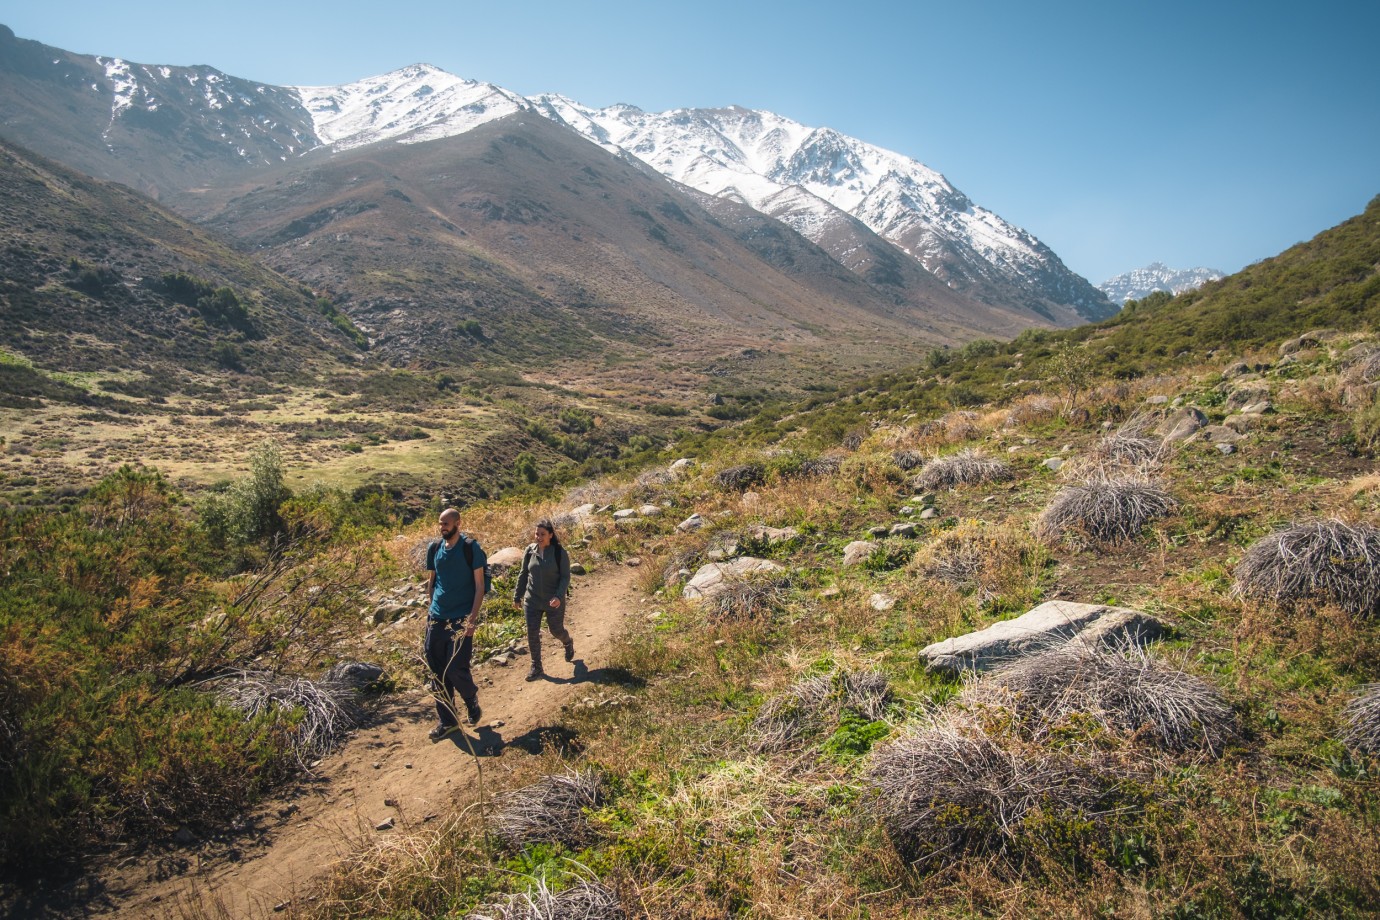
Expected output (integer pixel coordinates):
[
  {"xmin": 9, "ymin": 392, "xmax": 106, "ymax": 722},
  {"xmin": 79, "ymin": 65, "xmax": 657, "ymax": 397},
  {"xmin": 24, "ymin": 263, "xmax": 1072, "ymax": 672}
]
[
  {"xmin": 678, "ymin": 513, "xmax": 706, "ymax": 532},
  {"xmin": 375, "ymin": 817, "xmax": 395, "ymax": 831},
  {"xmin": 567, "ymin": 503, "xmax": 597, "ymax": 521},
  {"xmin": 1156, "ymin": 406, "xmax": 1209, "ymax": 442},
  {"xmin": 820, "ymin": 586, "xmax": 842, "ymax": 598},
  {"xmin": 889, "ymin": 523, "xmax": 917, "ymax": 538},
  {"xmin": 682, "ymin": 557, "xmax": 785, "ymax": 599},
  {"xmin": 1239, "ymin": 400, "xmax": 1272, "ymax": 415},
  {"xmin": 371, "ymin": 762, "xmax": 382, "ymax": 770},
  {"xmin": 746, "ymin": 524, "xmax": 801, "ymax": 545},
  {"xmin": 842, "ymin": 540, "xmax": 878, "ymax": 566},
  {"xmin": 371, "ymin": 603, "xmax": 407, "ymax": 626},
  {"xmin": 322, "ymin": 661, "xmax": 385, "ymax": 689},
  {"xmin": 669, "ymin": 458, "xmax": 696, "ymax": 473},
  {"xmin": 1145, "ymin": 395, "xmax": 1170, "ymax": 405},
  {"xmin": 595, "ymin": 504, "xmax": 614, "ymax": 514},
  {"xmin": 638, "ymin": 504, "xmax": 663, "ymax": 517},
  {"xmin": 920, "ymin": 600, "xmax": 1166, "ymax": 673},
  {"xmin": 613, "ymin": 508, "xmax": 639, "ymax": 521},
  {"xmin": 1223, "ymin": 414, "xmax": 1260, "ymax": 434},
  {"xmin": 1197, "ymin": 425, "xmax": 1242, "ymax": 444},
  {"xmin": 1043, "ymin": 457, "xmax": 1064, "ymax": 472},
  {"xmin": 1279, "ymin": 337, "xmax": 1303, "ymax": 356},
  {"xmin": 173, "ymin": 827, "xmax": 197, "ymax": 845},
  {"xmin": 1222, "ymin": 361, "xmax": 1251, "ymax": 378},
  {"xmin": 899, "ymin": 505, "xmax": 915, "ymax": 515},
  {"xmin": 491, "ymin": 654, "xmax": 511, "ymax": 666},
  {"xmin": 274, "ymin": 901, "xmax": 291, "ymax": 913},
  {"xmin": 384, "ymin": 798, "xmax": 398, "ymax": 807},
  {"xmin": 919, "ymin": 508, "xmax": 937, "ymax": 520},
  {"xmin": 624, "ymin": 557, "xmax": 642, "ymax": 567},
  {"xmin": 1216, "ymin": 442, "xmax": 1237, "ymax": 455},
  {"xmin": 707, "ymin": 533, "xmax": 743, "ymax": 560},
  {"xmin": 868, "ymin": 525, "xmax": 889, "ymax": 538},
  {"xmin": 741, "ymin": 491, "xmax": 761, "ymax": 507},
  {"xmin": 1006, "ymin": 445, "xmax": 1021, "ymax": 453},
  {"xmin": 486, "ymin": 546, "xmax": 526, "ymax": 570},
  {"xmin": 1225, "ymin": 387, "xmax": 1270, "ymax": 411},
  {"xmin": 870, "ymin": 593, "xmax": 896, "ymax": 612},
  {"xmin": 569, "ymin": 562, "xmax": 587, "ymax": 576}
]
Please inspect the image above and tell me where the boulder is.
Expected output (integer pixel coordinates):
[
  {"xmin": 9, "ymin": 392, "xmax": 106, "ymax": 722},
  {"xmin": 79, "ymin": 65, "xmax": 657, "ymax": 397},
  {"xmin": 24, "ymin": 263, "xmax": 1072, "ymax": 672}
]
[
  {"xmin": 569, "ymin": 562, "xmax": 587, "ymax": 576},
  {"xmin": 1043, "ymin": 457, "xmax": 1065, "ymax": 472},
  {"xmin": 1197, "ymin": 425, "xmax": 1242, "ymax": 444},
  {"xmin": 1239, "ymin": 400, "xmax": 1272, "ymax": 415},
  {"xmin": 1222, "ymin": 361, "xmax": 1251, "ymax": 378},
  {"xmin": 486, "ymin": 546, "xmax": 526, "ymax": 570},
  {"xmin": 669, "ymin": 458, "xmax": 696, "ymax": 475},
  {"xmin": 682, "ymin": 557, "xmax": 784, "ymax": 600},
  {"xmin": 868, "ymin": 525, "xmax": 889, "ymax": 538},
  {"xmin": 612, "ymin": 508, "xmax": 639, "ymax": 521},
  {"xmin": 1156, "ymin": 406, "xmax": 1209, "ymax": 442},
  {"xmin": 371, "ymin": 603, "xmax": 407, "ymax": 626},
  {"xmin": 919, "ymin": 508, "xmax": 937, "ymax": 520},
  {"xmin": 1225, "ymin": 387, "xmax": 1270, "ymax": 412},
  {"xmin": 842, "ymin": 540, "xmax": 878, "ymax": 566},
  {"xmin": 745, "ymin": 524, "xmax": 800, "ymax": 545},
  {"xmin": 920, "ymin": 601, "xmax": 1166, "ymax": 674},
  {"xmin": 567, "ymin": 503, "xmax": 597, "ymax": 521},
  {"xmin": 1145, "ymin": 395, "xmax": 1170, "ymax": 405},
  {"xmin": 322, "ymin": 661, "xmax": 386, "ymax": 689},
  {"xmin": 889, "ymin": 523, "xmax": 917, "ymax": 538},
  {"xmin": 1223, "ymin": 414, "xmax": 1261, "ymax": 434},
  {"xmin": 678, "ymin": 513, "xmax": 706, "ymax": 532},
  {"xmin": 638, "ymin": 504, "xmax": 663, "ymax": 517}
]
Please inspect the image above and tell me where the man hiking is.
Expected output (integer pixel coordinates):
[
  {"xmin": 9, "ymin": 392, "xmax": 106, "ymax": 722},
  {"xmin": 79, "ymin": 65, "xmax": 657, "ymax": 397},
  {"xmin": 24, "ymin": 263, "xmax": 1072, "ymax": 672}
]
[{"xmin": 424, "ymin": 507, "xmax": 487, "ymax": 742}]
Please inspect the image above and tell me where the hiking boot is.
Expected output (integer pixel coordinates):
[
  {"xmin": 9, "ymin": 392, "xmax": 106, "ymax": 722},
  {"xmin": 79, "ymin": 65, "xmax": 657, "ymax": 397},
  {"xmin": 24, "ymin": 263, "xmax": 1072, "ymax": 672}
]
[
  {"xmin": 525, "ymin": 665, "xmax": 545, "ymax": 682},
  {"xmin": 465, "ymin": 700, "xmax": 482, "ymax": 727},
  {"xmin": 563, "ymin": 640, "xmax": 576, "ymax": 662},
  {"xmin": 428, "ymin": 722, "xmax": 459, "ymax": 743}
]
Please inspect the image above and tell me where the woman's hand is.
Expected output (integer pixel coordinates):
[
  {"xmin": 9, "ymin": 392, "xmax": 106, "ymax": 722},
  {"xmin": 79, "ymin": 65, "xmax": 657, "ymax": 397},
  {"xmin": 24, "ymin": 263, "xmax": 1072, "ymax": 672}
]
[{"xmin": 548, "ymin": 597, "xmax": 561, "ymax": 609}]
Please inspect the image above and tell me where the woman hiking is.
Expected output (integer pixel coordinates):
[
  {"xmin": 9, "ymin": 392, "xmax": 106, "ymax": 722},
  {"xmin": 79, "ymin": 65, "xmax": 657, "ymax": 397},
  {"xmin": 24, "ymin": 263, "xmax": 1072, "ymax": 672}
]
[{"xmin": 514, "ymin": 518, "xmax": 575, "ymax": 681}]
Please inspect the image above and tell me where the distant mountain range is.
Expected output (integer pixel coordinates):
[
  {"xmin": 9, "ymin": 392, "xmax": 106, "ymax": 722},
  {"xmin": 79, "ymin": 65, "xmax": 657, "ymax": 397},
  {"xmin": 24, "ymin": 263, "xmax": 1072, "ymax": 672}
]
[
  {"xmin": 0, "ymin": 23, "xmax": 1116, "ymax": 381},
  {"xmin": 1098, "ymin": 262, "xmax": 1225, "ymax": 305}
]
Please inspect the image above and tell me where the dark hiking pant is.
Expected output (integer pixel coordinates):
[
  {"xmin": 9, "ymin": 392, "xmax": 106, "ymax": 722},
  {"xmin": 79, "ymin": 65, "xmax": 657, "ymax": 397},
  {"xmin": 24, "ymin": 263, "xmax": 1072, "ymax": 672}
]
[
  {"xmin": 424, "ymin": 618, "xmax": 477, "ymax": 726},
  {"xmin": 525, "ymin": 600, "xmax": 572, "ymax": 669}
]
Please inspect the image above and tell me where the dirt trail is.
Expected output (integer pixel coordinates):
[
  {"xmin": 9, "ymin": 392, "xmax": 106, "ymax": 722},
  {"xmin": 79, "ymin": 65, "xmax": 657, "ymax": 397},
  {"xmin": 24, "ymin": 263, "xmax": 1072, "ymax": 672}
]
[{"xmin": 94, "ymin": 564, "xmax": 641, "ymax": 920}]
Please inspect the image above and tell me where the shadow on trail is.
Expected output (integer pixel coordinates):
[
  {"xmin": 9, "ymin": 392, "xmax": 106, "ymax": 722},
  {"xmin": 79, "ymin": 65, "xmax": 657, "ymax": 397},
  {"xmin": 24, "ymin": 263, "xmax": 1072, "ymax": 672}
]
[{"xmin": 538, "ymin": 660, "xmax": 645, "ymax": 689}]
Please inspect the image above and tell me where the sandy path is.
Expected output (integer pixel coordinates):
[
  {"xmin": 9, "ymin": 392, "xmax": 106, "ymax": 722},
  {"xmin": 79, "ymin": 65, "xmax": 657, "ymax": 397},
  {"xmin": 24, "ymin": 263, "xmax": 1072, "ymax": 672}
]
[{"xmin": 91, "ymin": 564, "xmax": 641, "ymax": 920}]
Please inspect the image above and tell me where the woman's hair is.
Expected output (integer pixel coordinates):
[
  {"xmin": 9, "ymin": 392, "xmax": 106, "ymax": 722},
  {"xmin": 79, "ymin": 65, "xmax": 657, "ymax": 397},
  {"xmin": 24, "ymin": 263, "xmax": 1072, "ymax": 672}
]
[{"xmin": 535, "ymin": 518, "xmax": 562, "ymax": 548}]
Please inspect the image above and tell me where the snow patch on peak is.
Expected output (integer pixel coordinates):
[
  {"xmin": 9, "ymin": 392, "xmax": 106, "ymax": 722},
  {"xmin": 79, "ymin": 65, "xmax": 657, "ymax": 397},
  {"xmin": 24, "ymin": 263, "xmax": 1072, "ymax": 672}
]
[
  {"xmin": 98, "ymin": 57, "xmax": 137, "ymax": 136},
  {"xmin": 1098, "ymin": 263, "xmax": 1226, "ymax": 304},
  {"xmin": 292, "ymin": 65, "xmax": 529, "ymax": 150}
]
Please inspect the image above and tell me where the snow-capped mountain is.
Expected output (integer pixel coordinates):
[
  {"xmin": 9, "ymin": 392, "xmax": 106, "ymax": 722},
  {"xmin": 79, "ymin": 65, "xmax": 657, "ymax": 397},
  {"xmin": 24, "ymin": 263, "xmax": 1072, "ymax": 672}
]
[
  {"xmin": 1099, "ymin": 263, "xmax": 1225, "ymax": 305},
  {"xmin": 0, "ymin": 23, "xmax": 1111, "ymax": 324},
  {"xmin": 280, "ymin": 78, "xmax": 1112, "ymax": 322}
]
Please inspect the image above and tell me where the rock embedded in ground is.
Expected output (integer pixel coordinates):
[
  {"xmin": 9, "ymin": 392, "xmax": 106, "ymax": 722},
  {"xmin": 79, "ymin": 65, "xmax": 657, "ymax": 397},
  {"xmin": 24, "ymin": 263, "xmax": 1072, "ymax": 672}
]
[
  {"xmin": 322, "ymin": 661, "xmax": 385, "ymax": 689},
  {"xmin": 1156, "ymin": 406, "xmax": 1209, "ymax": 442},
  {"xmin": 486, "ymin": 546, "xmax": 526, "ymax": 570},
  {"xmin": 842, "ymin": 540, "xmax": 878, "ymax": 566},
  {"xmin": 569, "ymin": 562, "xmax": 587, "ymax": 576},
  {"xmin": 682, "ymin": 558, "xmax": 785, "ymax": 600},
  {"xmin": 920, "ymin": 600, "xmax": 1167, "ymax": 673},
  {"xmin": 371, "ymin": 603, "xmax": 407, "ymax": 626},
  {"xmin": 638, "ymin": 504, "xmax": 663, "ymax": 517},
  {"xmin": 870, "ymin": 593, "xmax": 896, "ymax": 611},
  {"xmin": 612, "ymin": 508, "xmax": 638, "ymax": 521},
  {"xmin": 889, "ymin": 523, "xmax": 916, "ymax": 538},
  {"xmin": 1043, "ymin": 457, "xmax": 1064, "ymax": 472},
  {"xmin": 868, "ymin": 525, "xmax": 889, "ymax": 537},
  {"xmin": 745, "ymin": 524, "xmax": 800, "ymax": 545},
  {"xmin": 678, "ymin": 513, "xmax": 706, "ymax": 532}
]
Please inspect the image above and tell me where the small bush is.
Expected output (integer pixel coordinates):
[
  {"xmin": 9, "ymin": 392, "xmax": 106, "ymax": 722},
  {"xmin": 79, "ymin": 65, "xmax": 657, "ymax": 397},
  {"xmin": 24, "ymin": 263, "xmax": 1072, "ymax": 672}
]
[
  {"xmin": 710, "ymin": 574, "xmax": 792, "ymax": 623},
  {"xmin": 1232, "ymin": 520, "xmax": 1380, "ymax": 616},
  {"xmin": 490, "ymin": 769, "xmax": 605, "ymax": 851},
  {"xmin": 215, "ymin": 670, "xmax": 361, "ymax": 765},
  {"xmin": 868, "ymin": 711, "xmax": 1112, "ymax": 868},
  {"xmin": 962, "ymin": 644, "xmax": 1238, "ymax": 755},
  {"xmin": 910, "ymin": 520, "xmax": 1043, "ymax": 603},
  {"xmin": 1342, "ymin": 684, "xmax": 1380, "ymax": 757},
  {"xmin": 713, "ymin": 463, "xmax": 765, "ymax": 492},
  {"xmin": 1036, "ymin": 476, "xmax": 1175, "ymax": 546},
  {"xmin": 913, "ymin": 449, "xmax": 1012, "ymax": 491},
  {"xmin": 750, "ymin": 669, "xmax": 891, "ymax": 753}
]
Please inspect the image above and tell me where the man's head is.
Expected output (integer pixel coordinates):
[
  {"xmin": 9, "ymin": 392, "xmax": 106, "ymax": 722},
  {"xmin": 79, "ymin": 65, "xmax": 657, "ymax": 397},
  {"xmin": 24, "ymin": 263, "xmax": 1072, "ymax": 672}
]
[{"xmin": 438, "ymin": 508, "xmax": 460, "ymax": 540}]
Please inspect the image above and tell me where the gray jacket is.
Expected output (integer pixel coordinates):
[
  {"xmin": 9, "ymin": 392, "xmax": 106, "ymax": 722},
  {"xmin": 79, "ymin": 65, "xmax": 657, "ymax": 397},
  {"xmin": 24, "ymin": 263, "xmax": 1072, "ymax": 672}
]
[{"xmin": 514, "ymin": 543, "xmax": 571, "ymax": 610}]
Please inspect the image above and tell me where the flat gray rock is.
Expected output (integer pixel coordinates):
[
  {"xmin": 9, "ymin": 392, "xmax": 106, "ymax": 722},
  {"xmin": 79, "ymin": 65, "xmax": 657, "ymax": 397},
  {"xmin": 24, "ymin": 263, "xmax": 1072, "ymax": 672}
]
[
  {"xmin": 842, "ymin": 540, "xmax": 878, "ymax": 566},
  {"xmin": 487, "ymin": 546, "xmax": 526, "ymax": 570},
  {"xmin": 1156, "ymin": 407, "xmax": 1209, "ymax": 442},
  {"xmin": 682, "ymin": 557, "xmax": 784, "ymax": 600},
  {"xmin": 921, "ymin": 600, "xmax": 1166, "ymax": 673}
]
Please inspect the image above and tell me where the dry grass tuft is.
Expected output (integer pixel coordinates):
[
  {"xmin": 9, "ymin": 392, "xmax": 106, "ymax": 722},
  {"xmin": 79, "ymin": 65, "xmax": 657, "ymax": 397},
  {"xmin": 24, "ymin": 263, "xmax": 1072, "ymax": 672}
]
[
  {"xmin": 1232, "ymin": 520, "xmax": 1380, "ymax": 617},
  {"xmin": 491, "ymin": 769, "xmax": 606, "ymax": 851},
  {"xmin": 910, "ymin": 520, "xmax": 1044, "ymax": 604},
  {"xmin": 1343, "ymin": 684, "xmax": 1380, "ymax": 757},
  {"xmin": 913, "ymin": 449, "xmax": 1012, "ymax": 492},
  {"xmin": 215, "ymin": 669, "xmax": 359, "ymax": 764},
  {"xmin": 709, "ymin": 573, "xmax": 792, "ymax": 623},
  {"xmin": 962, "ymin": 644, "xmax": 1238, "ymax": 755},
  {"xmin": 891, "ymin": 449, "xmax": 927, "ymax": 471},
  {"xmin": 750, "ymin": 669, "xmax": 892, "ymax": 752},
  {"xmin": 1036, "ymin": 476, "xmax": 1175, "ymax": 546},
  {"xmin": 868, "ymin": 710, "xmax": 1113, "ymax": 868},
  {"xmin": 467, "ymin": 877, "xmax": 624, "ymax": 920},
  {"xmin": 1003, "ymin": 395, "xmax": 1060, "ymax": 429}
]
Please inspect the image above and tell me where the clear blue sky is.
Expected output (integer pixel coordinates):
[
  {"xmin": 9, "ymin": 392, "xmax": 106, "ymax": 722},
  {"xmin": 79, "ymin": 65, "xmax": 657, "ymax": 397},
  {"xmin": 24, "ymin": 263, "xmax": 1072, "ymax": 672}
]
[{"xmin": 4, "ymin": 0, "xmax": 1377, "ymax": 284}]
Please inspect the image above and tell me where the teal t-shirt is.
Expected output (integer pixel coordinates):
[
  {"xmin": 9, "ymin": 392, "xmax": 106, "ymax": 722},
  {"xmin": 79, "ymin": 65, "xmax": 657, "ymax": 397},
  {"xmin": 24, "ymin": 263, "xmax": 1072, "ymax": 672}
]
[{"xmin": 427, "ymin": 537, "xmax": 487, "ymax": 621}]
